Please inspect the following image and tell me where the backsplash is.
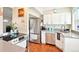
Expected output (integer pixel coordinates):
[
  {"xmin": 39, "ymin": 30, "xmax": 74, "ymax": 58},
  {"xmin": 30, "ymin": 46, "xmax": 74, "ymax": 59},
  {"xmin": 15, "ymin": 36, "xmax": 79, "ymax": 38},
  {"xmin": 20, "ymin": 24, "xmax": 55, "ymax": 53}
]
[{"xmin": 44, "ymin": 24, "xmax": 71, "ymax": 32}]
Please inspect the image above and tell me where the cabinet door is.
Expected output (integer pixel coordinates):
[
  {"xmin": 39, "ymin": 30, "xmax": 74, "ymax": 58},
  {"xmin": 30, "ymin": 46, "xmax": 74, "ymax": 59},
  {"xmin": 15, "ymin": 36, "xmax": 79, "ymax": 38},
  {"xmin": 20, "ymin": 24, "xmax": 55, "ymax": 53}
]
[
  {"xmin": 52, "ymin": 12, "xmax": 71, "ymax": 24},
  {"xmin": 59, "ymin": 13, "xmax": 65, "ymax": 24},
  {"xmin": 44, "ymin": 14, "xmax": 52, "ymax": 24},
  {"xmin": 52, "ymin": 13, "xmax": 65, "ymax": 24},
  {"xmin": 52, "ymin": 14, "xmax": 59, "ymax": 24},
  {"xmin": 16, "ymin": 40, "xmax": 27, "ymax": 48},
  {"xmin": 65, "ymin": 12, "xmax": 71, "ymax": 24},
  {"xmin": 64, "ymin": 38, "xmax": 79, "ymax": 52}
]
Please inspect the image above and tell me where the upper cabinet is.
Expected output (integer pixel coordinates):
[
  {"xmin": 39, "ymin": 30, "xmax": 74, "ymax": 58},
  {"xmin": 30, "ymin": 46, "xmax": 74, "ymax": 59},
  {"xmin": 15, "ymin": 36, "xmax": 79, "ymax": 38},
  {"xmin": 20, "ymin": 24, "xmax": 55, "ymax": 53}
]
[
  {"xmin": 64, "ymin": 12, "xmax": 71, "ymax": 24},
  {"xmin": 72, "ymin": 8, "xmax": 79, "ymax": 31},
  {"xmin": 52, "ymin": 13, "xmax": 59, "ymax": 24},
  {"xmin": 44, "ymin": 14, "xmax": 52, "ymax": 25},
  {"xmin": 43, "ymin": 8, "xmax": 71, "ymax": 25}
]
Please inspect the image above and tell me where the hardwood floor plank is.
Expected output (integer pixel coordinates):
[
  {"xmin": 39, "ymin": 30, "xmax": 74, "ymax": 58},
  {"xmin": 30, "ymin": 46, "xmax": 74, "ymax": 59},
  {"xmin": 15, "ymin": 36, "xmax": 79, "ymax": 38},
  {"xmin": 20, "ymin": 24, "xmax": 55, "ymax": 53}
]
[{"xmin": 28, "ymin": 42, "xmax": 62, "ymax": 52}]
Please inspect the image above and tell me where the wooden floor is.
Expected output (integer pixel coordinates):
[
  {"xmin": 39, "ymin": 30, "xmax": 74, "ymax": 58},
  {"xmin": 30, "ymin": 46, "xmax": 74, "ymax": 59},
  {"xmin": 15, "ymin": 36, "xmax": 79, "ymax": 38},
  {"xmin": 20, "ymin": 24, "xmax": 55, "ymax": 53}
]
[{"xmin": 28, "ymin": 42, "xmax": 62, "ymax": 52}]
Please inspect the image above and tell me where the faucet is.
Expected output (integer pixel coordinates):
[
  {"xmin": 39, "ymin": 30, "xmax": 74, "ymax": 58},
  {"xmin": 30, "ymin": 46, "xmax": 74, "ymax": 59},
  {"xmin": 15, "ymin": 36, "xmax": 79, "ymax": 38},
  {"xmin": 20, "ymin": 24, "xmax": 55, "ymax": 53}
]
[{"xmin": 61, "ymin": 25, "xmax": 65, "ymax": 31}]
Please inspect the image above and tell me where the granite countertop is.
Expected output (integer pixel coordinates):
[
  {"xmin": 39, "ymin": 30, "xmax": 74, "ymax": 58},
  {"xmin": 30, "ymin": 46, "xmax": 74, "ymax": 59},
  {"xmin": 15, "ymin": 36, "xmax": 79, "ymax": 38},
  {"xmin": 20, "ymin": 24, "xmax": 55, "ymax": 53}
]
[
  {"xmin": 1, "ymin": 33, "xmax": 27, "ymax": 41},
  {"xmin": 41, "ymin": 29, "xmax": 79, "ymax": 39},
  {"xmin": 0, "ymin": 39, "xmax": 25, "ymax": 52},
  {"xmin": 61, "ymin": 31, "xmax": 79, "ymax": 39}
]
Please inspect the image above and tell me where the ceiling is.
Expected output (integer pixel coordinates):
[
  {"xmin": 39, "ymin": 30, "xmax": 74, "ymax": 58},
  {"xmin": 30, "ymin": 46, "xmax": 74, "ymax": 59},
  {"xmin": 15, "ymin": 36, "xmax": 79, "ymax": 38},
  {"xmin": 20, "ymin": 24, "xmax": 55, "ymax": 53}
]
[{"xmin": 35, "ymin": 7, "xmax": 72, "ymax": 14}]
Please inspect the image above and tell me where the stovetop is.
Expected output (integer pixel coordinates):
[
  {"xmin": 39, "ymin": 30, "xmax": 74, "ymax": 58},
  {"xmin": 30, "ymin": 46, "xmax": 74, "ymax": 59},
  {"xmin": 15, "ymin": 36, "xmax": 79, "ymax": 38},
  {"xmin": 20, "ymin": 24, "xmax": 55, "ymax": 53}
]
[{"xmin": 2, "ymin": 33, "xmax": 25, "ymax": 41}]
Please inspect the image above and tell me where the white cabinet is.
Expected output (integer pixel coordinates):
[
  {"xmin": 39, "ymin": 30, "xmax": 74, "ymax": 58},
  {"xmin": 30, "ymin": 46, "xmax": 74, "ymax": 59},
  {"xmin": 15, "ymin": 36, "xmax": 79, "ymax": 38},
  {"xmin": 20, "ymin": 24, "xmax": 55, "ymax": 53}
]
[
  {"xmin": 16, "ymin": 40, "xmax": 27, "ymax": 48},
  {"xmin": 72, "ymin": 8, "xmax": 79, "ymax": 31},
  {"xmin": 56, "ymin": 40, "xmax": 63, "ymax": 50},
  {"xmin": 64, "ymin": 37, "xmax": 79, "ymax": 52},
  {"xmin": 44, "ymin": 14, "xmax": 52, "ymax": 24},
  {"xmin": 44, "ymin": 14, "xmax": 61, "ymax": 24},
  {"xmin": 65, "ymin": 12, "xmax": 71, "ymax": 24},
  {"xmin": 41, "ymin": 31, "xmax": 46, "ymax": 44},
  {"xmin": 44, "ymin": 12, "xmax": 71, "ymax": 24},
  {"xmin": 52, "ymin": 14, "xmax": 60, "ymax": 24},
  {"xmin": 52, "ymin": 13, "xmax": 65, "ymax": 24},
  {"xmin": 52, "ymin": 12, "xmax": 71, "ymax": 24},
  {"xmin": 16, "ymin": 35, "xmax": 28, "ymax": 48}
]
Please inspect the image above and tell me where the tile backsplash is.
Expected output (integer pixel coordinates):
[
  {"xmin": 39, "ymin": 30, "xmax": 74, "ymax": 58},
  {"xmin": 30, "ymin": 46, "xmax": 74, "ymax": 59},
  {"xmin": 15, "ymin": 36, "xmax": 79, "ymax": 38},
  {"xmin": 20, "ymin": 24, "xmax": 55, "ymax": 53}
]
[{"xmin": 44, "ymin": 24, "xmax": 71, "ymax": 32}]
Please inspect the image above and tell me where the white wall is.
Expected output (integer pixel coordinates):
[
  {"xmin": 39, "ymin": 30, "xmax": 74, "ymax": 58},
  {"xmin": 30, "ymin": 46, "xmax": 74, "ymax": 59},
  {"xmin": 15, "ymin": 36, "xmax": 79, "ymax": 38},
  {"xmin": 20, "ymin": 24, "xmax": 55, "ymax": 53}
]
[
  {"xmin": 12, "ymin": 7, "xmax": 27, "ymax": 34},
  {"xmin": 0, "ymin": 7, "xmax": 42, "ymax": 35},
  {"xmin": 0, "ymin": 8, "xmax": 3, "ymax": 34}
]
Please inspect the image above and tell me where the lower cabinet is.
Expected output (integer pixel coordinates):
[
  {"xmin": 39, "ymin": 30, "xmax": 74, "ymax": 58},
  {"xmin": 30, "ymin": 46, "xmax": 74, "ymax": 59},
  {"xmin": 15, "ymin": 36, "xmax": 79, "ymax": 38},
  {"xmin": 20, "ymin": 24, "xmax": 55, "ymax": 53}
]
[
  {"xmin": 64, "ymin": 37, "xmax": 79, "ymax": 52},
  {"xmin": 46, "ymin": 33, "xmax": 55, "ymax": 45},
  {"xmin": 8, "ymin": 35, "xmax": 28, "ymax": 48},
  {"xmin": 55, "ymin": 40, "xmax": 63, "ymax": 50},
  {"xmin": 41, "ymin": 31, "xmax": 46, "ymax": 44},
  {"xmin": 16, "ymin": 40, "xmax": 27, "ymax": 48}
]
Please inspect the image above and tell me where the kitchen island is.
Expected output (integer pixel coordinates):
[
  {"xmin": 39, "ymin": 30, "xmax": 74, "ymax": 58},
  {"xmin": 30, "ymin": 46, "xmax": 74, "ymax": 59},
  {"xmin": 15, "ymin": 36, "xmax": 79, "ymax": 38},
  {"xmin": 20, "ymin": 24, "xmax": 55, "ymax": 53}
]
[{"xmin": 0, "ymin": 39, "xmax": 25, "ymax": 52}]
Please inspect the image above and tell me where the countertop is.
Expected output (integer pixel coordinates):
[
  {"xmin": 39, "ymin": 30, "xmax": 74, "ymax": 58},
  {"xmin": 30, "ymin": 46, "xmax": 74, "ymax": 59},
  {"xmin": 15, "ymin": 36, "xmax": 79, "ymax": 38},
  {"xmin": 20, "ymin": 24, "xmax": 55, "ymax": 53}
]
[
  {"xmin": 1, "ymin": 33, "xmax": 26, "ymax": 41},
  {"xmin": 41, "ymin": 29, "xmax": 79, "ymax": 39},
  {"xmin": 0, "ymin": 39, "xmax": 25, "ymax": 52},
  {"xmin": 60, "ymin": 31, "xmax": 79, "ymax": 39}
]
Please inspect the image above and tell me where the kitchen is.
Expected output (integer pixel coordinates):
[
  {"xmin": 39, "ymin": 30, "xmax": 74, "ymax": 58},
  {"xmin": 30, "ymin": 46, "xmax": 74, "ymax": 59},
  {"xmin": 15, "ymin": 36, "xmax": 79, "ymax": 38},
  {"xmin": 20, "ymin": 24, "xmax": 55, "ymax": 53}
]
[
  {"xmin": 0, "ymin": 7, "xmax": 79, "ymax": 52},
  {"xmin": 29, "ymin": 7, "xmax": 79, "ymax": 52},
  {"xmin": 0, "ymin": 7, "xmax": 28, "ymax": 52}
]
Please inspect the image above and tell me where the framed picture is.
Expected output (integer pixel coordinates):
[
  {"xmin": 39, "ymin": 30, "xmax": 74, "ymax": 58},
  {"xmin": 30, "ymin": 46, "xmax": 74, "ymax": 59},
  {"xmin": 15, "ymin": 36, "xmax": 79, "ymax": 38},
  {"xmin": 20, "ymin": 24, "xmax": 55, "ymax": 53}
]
[{"xmin": 18, "ymin": 8, "xmax": 24, "ymax": 17}]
